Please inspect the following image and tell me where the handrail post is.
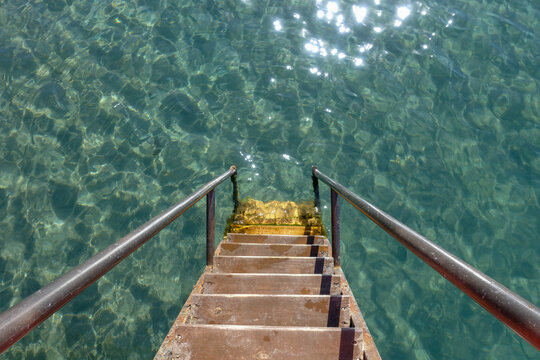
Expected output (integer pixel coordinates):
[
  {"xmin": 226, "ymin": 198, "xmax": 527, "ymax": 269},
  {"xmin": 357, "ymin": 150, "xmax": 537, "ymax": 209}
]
[
  {"xmin": 312, "ymin": 166, "xmax": 321, "ymax": 212},
  {"xmin": 331, "ymin": 189, "xmax": 341, "ymax": 267},
  {"xmin": 206, "ymin": 189, "xmax": 215, "ymax": 266},
  {"xmin": 231, "ymin": 171, "xmax": 239, "ymax": 213}
]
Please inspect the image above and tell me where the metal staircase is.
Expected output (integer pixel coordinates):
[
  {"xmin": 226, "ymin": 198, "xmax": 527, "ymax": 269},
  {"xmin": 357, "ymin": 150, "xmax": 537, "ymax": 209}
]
[{"xmin": 154, "ymin": 228, "xmax": 370, "ymax": 359}]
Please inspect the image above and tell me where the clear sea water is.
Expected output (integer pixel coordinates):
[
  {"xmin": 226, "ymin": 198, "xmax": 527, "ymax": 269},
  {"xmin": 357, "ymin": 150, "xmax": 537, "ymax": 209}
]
[{"xmin": 0, "ymin": 0, "xmax": 539, "ymax": 358}]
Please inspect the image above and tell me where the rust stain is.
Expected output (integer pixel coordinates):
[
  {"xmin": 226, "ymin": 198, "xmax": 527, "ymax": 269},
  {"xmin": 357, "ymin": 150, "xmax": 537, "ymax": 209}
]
[
  {"xmin": 222, "ymin": 243, "xmax": 241, "ymax": 252},
  {"xmin": 301, "ymin": 287, "xmax": 310, "ymax": 294},
  {"xmin": 304, "ymin": 299, "xmax": 328, "ymax": 313},
  {"xmin": 263, "ymin": 335, "xmax": 270, "ymax": 342},
  {"xmin": 255, "ymin": 257, "xmax": 286, "ymax": 270},
  {"xmin": 269, "ymin": 244, "xmax": 292, "ymax": 254}
]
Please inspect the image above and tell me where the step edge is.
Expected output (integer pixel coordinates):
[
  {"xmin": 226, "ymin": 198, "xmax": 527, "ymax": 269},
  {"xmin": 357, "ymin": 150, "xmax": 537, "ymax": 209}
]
[
  {"xmin": 214, "ymin": 255, "xmax": 334, "ymax": 260},
  {"xmin": 204, "ymin": 273, "xmax": 340, "ymax": 277},
  {"xmin": 173, "ymin": 323, "xmax": 360, "ymax": 331},
  {"xmin": 191, "ymin": 294, "xmax": 349, "ymax": 299},
  {"xmin": 227, "ymin": 233, "xmax": 325, "ymax": 238},
  {"xmin": 220, "ymin": 243, "xmax": 328, "ymax": 247}
]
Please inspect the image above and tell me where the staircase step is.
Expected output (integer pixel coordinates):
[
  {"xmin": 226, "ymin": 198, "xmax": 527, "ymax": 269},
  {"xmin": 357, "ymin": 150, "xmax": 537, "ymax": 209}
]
[
  {"xmin": 227, "ymin": 233, "xmax": 326, "ymax": 244},
  {"xmin": 227, "ymin": 224, "xmax": 323, "ymax": 235},
  {"xmin": 218, "ymin": 243, "xmax": 328, "ymax": 257},
  {"xmin": 154, "ymin": 324, "xmax": 362, "ymax": 360},
  {"xmin": 190, "ymin": 294, "xmax": 350, "ymax": 327},
  {"xmin": 213, "ymin": 256, "xmax": 334, "ymax": 274},
  {"xmin": 202, "ymin": 274, "xmax": 342, "ymax": 295}
]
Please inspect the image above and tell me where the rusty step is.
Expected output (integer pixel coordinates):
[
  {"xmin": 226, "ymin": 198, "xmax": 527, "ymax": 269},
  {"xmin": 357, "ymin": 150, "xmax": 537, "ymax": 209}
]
[
  {"xmin": 217, "ymin": 243, "xmax": 329, "ymax": 257},
  {"xmin": 155, "ymin": 324, "xmax": 362, "ymax": 360},
  {"xmin": 213, "ymin": 255, "xmax": 334, "ymax": 274},
  {"xmin": 190, "ymin": 294, "xmax": 350, "ymax": 327},
  {"xmin": 202, "ymin": 273, "xmax": 342, "ymax": 295},
  {"xmin": 226, "ymin": 233, "xmax": 326, "ymax": 245}
]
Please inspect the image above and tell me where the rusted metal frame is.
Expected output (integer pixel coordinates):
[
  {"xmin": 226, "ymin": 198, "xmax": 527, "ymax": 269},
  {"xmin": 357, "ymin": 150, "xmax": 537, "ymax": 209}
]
[
  {"xmin": 0, "ymin": 166, "xmax": 237, "ymax": 355},
  {"xmin": 206, "ymin": 189, "xmax": 216, "ymax": 265},
  {"xmin": 336, "ymin": 267, "xmax": 382, "ymax": 360},
  {"xmin": 312, "ymin": 166, "xmax": 540, "ymax": 351}
]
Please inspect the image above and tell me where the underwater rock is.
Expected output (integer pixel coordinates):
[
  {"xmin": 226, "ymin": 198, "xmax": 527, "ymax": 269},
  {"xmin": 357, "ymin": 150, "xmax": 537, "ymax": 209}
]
[
  {"xmin": 488, "ymin": 86, "xmax": 522, "ymax": 119},
  {"xmin": 0, "ymin": 188, "xmax": 6, "ymax": 218},
  {"xmin": 45, "ymin": 0, "xmax": 66, "ymax": 12},
  {"xmin": 522, "ymin": 94, "xmax": 540, "ymax": 124},
  {"xmin": 0, "ymin": 287, "xmax": 12, "ymax": 309},
  {"xmin": 192, "ymin": 34, "xmax": 215, "ymax": 59},
  {"xmin": 190, "ymin": 73, "xmax": 211, "ymax": 94},
  {"xmin": 21, "ymin": 276, "xmax": 41, "ymax": 298},
  {"xmin": 62, "ymin": 314, "xmax": 95, "ymax": 347},
  {"xmin": 26, "ymin": 113, "xmax": 55, "ymax": 137},
  {"xmin": 150, "ymin": 57, "xmax": 172, "ymax": 82},
  {"xmin": 13, "ymin": 50, "xmax": 37, "ymax": 76},
  {"xmin": 56, "ymin": 126, "xmax": 83, "ymax": 154},
  {"xmin": 120, "ymin": 82, "xmax": 147, "ymax": 110},
  {"xmin": 372, "ymin": 66, "xmax": 405, "ymax": 100},
  {"xmin": 36, "ymin": 81, "xmax": 69, "ymax": 115},
  {"xmin": 50, "ymin": 181, "xmax": 78, "ymax": 219},
  {"xmin": 93, "ymin": 308, "xmax": 116, "ymax": 334},
  {"xmin": 100, "ymin": 72, "xmax": 124, "ymax": 92},
  {"xmin": 158, "ymin": 141, "xmax": 196, "ymax": 184},
  {"xmin": 89, "ymin": 42, "xmax": 124, "ymax": 68},
  {"xmin": 214, "ymin": 71, "xmax": 245, "ymax": 92},
  {"xmin": 464, "ymin": 102, "xmax": 494, "ymax": 128},
  {"xmin": 53, "ymin": 37, "xmax": 75, "ymax": 59},
  {"xmin": 151, "ymin": 57, "xmax": 188, "ymax": 87},
  {"xmin": 102, "ymin": 45, "xmax": 124, "ymax": 68},
  {"xmin": 159, "ymin": 91, "xmax": 206, "ymax": 133},
  {"xmin": 152, "ymin": 36, "xmax": 176, "ymax": 54},
  {"xmin": 161, "ymin": 140, "xmax": 183, "ymax": 167},
  {"xmin": 0, "ymin": 46, "xmax": 13, "ymax": 71},
  {"xmin": 85, "ymin": 110, "xmax": 117, "ymax": 135},
  {"xmin": 154, "ymin": 10, "xmax": 182, "ymax": 42},
  {"xmin": 429, "ymin": 46, "xmax": 467, "ymax": 81}
]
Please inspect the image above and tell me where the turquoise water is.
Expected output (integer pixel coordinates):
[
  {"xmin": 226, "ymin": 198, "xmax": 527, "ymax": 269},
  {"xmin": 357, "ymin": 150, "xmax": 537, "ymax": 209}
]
[{"xmin": 0, "ymin": 0, "xmax": 539, "ymax": 358}]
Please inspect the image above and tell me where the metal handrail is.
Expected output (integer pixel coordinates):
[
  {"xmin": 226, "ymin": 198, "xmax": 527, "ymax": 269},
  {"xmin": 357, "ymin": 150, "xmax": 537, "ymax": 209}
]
[
  {"xmin": 312, "ymin": 166, "xmax": 540, "ymax": 351},
  {"xmin": 0, "ymin": 165, "xmax": 237, "ymax": 354}
]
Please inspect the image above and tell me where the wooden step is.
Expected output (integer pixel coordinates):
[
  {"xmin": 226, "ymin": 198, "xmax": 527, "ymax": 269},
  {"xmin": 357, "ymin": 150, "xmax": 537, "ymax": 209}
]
[
  {"xmin": 218, "ymin": 243, "xmax": 329, "ymax": 257},
  {"xmin": 213, "ymin": 256, "xmax": 334, "ymax": 274},
  {"xmin": 202, "ymin": 274, "xmax": 342, "ymax": 295},
  {"xmin": 227, "ymin": 233, "xmax": 326, "ymax": 245},
  {"xmin": 154, "ymin": 324, "xmax": 362, "ymax": 360},
  {"xmin": 190, "ymin": 294, "xmax": 350, "ymax": 327}
]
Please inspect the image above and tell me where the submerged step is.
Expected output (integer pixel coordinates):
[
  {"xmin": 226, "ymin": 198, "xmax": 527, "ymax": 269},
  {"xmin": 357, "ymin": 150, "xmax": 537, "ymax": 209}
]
[
  {"xmin": 218, "ymin": 243, "xmax": 329, "ymax": 257},
  {"xmin": 213, "ymin": 255, "xmax": 334, "ymax": 274},
  {"xmin": 202, "ymin": 273, "xmax": 342, "ymax": 295},
  {"xmin": 226, "ymin": 233, "xmax": 326, "ymax": 244},
  {"xmin": 155, "ymin": 324, "xmax": 362, "ymax": 360},
  {"xmin": 227, "ymin": 224, "xmax": 324, "ymax": 235},
  {"xmin": 190, "ymin": 294, "xmax": 350, "ymax": 327}
]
